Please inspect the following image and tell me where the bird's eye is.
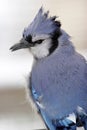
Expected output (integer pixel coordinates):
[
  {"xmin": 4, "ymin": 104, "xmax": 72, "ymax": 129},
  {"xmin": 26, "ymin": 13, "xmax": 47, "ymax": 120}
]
[{"xmin": 35, "ymin": 39, "xmax": 44, "ymax": 44}]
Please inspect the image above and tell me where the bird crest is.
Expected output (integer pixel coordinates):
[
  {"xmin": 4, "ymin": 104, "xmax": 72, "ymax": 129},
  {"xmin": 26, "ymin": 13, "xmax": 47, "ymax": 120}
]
[{"xmin": 23, "ymin": 7, "xmax": 61, "ymax": 38}]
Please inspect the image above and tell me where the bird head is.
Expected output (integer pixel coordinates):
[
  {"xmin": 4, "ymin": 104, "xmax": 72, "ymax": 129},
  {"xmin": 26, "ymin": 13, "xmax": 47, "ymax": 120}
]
[{"xmin": 10, "ymin": 7, "xmax": 61, "ymax": 59}]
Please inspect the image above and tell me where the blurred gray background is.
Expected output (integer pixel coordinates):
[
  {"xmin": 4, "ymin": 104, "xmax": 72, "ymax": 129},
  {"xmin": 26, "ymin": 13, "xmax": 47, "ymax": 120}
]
[{"xmin": 0, "ymin": 0, "xmax": 87, "ymax": 129}]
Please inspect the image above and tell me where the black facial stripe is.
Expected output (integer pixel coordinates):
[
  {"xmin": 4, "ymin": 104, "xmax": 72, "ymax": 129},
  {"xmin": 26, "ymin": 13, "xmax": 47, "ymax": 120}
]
[
  {"xmin": 25, "ymin": 35, "xmax": 32, "ymax": 42},
  {"xmin": 49, "ymin": 39, "xmax": 58, "ymax": 54},
  {"xmin": 49, "ymin": 29, "xmax": 61, "ymax": 55}
]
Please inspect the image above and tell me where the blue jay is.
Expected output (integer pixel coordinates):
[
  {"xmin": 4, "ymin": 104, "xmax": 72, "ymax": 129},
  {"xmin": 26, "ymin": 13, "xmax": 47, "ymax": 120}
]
[{"xmin": 10, "ymin": 7, "xmax": 87, "ymax": 130}]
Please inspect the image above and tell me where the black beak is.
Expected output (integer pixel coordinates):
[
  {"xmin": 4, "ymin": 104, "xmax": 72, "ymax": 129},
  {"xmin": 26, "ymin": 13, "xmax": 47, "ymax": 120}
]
[
  {"xmin": 10, "ymin": 43, "xmax": 24, "ymax": 51},
  {"xmin": 10, "ymin": 38, "xmax": 32, "ymax": 52}
]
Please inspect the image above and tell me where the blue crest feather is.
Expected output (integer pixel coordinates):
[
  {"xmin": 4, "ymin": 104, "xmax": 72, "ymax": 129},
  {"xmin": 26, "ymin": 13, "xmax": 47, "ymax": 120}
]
[{"xmin": 23, "ymin": 7, "xmax": 61, "ymax": 37}]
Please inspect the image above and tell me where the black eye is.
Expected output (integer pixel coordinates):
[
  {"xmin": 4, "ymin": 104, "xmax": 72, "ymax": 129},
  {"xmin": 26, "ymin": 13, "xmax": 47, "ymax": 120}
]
[{"xmin": 35, "ymin": 39, "xmax": 44, "ymax": 44}]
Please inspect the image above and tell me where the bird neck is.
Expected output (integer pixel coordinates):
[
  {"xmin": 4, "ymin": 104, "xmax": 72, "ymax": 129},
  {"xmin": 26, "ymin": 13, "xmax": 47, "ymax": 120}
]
[
  {"xmin": 58, "ymin": 29, "xmax": 71, "ymax": 46},
  {"xmin": 53, "ymin": 29, "xmax": 75, "ymax": 55}
]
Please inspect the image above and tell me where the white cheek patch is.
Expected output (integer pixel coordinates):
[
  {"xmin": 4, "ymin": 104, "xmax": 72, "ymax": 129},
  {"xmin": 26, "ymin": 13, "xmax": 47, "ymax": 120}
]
[{"xmin": 30, "ymin": 38, "xmax": 52, "ymax": 59}]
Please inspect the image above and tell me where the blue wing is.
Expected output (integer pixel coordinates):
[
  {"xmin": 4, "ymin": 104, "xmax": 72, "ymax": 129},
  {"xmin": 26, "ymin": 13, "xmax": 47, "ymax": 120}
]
[{"xmin": 32, "ymin": 87, "xmax": 87, "ymax": 130}]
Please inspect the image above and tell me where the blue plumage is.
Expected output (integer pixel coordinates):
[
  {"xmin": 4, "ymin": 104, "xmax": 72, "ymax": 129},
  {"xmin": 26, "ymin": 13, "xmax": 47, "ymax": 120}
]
[
  {"xmin": 23, "ymin": 7, "xmax": 60, "ymax": 38},
  {"xmin": 10, "ymin": 7, "xmax": 87, "ymax": 130},
  {"xmin": 31, "ymin": 34, "xmax": 87, "ymax": 129}
]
